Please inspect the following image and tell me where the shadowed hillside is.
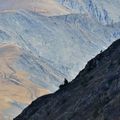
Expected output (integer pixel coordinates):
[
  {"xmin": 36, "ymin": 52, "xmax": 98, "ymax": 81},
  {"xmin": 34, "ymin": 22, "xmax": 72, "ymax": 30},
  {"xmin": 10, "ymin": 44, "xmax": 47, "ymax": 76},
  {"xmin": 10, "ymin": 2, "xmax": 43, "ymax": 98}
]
[{"xmin": 15, "ymin": 39, "xmax": 120, "ymax": 120}]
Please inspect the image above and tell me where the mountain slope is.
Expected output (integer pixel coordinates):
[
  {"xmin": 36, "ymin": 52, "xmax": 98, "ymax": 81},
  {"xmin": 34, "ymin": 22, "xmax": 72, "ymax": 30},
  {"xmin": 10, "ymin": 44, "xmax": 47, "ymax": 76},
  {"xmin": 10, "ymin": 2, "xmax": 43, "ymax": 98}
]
[
  {"xmin": 0, "ymin": 0, "xmax": 71, "ymax": 16},
  {"xmin": 58, "ymin": 0, "xmax": 120, "ymax": 25},
  {"xmin": 0, "ymin": 10, "xmax": 120, "ymax": 79},
  {"xmin": 0, "ymin": 43, "xmax": 65, "ymax": 119},
  {"xmin": 0, "ymin": 0, "xmax": 120, "ymax": 119},
  {"xmin": 14, "ymin": 39, "xmax": 120, "ymax": 120}
]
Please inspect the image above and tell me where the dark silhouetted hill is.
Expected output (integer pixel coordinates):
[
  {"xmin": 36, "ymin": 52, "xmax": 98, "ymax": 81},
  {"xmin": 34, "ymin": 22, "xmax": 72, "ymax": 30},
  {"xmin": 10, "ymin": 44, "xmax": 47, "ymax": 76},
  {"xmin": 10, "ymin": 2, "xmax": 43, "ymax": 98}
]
[{"xmin": 14, "ymin": 39, "xmax": 120, "ymax": 120}]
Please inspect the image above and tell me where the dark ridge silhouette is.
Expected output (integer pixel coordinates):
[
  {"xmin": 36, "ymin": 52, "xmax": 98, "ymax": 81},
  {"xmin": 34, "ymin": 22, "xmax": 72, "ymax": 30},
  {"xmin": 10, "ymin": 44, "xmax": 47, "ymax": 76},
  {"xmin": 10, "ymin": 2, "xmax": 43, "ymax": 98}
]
[{"xmin": 14, "ymin": 39, "xmax": 120, "ymax": 120}]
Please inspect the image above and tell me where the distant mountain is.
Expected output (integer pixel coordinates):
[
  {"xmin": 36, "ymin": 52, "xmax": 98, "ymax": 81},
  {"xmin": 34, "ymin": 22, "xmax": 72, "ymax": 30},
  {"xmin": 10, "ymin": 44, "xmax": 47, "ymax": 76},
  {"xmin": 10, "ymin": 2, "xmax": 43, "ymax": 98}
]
[
  {"xmin": 0, "ymin": 0, "xmax": 120, "ymax": 119},
  {"xmin": 14, "ymin": 39, "xmax": 120, "ymax": 120},
  {"xmin": 0, "ymin": 0, "xmax": 71, "ymax": 16},
  {"xmin": 58, "ymin": 0, "xmax": 120, "ymax": 25}
]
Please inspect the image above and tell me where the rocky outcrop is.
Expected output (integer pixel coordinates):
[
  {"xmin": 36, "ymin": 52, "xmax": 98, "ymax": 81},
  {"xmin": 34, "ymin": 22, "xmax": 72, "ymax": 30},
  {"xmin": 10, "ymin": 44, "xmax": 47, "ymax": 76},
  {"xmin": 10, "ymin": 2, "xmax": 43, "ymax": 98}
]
[{"xmin": 14, "ymin": 39, "xmax": 120, "ymax": 120}]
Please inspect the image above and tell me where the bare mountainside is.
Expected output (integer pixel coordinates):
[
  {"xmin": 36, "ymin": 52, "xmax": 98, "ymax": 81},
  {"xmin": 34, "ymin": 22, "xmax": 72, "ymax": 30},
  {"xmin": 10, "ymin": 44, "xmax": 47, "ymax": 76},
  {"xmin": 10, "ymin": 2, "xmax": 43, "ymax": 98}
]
[
  {"xmin": 0, "ymin": 0, "xmax": 120, "ymax": 119},
  {"xmin": 58, "ymin": 0, "xmax": 120, "ymax": 25},
  {"xmin": 0, "ymin": 0, "xmax": 71, "ymax": 16},
  {"xmin": 15, "ymin": 39, "xmax": 120, "ymax": 120},
  {"xmin": 1, "ymin": 10, "xmax": 120, "ymax": 80},
  {"xmin": 0, "ymin": 44, "xmax": 64, "ymax": 119}
]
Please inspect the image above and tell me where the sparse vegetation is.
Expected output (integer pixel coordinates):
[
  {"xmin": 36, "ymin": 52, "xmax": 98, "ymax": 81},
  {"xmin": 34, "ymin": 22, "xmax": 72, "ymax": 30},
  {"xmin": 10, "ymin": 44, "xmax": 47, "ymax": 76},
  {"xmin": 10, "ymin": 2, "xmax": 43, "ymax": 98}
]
[{"xmin": 59, "ymin": 78, "xmax": 69, "ymax": 89}]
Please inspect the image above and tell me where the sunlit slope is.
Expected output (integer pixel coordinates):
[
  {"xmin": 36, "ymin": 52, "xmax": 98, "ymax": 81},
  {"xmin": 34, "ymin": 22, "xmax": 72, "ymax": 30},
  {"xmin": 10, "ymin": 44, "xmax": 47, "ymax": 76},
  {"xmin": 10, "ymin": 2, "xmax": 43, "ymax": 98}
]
[
  {"xmin": 58, "ymin": 0, "xmax": 120, "ymax": 25},
  {"xmin": 0, "ymin": 44, "xmax": 64, "ymax": 119},
  {"xmin": 0, "ymin": 11, "xmax": 120, "ymax": 79},
  {"xmin": 0, "ymin": 0, "xmax": 71, "ymax": 16}
]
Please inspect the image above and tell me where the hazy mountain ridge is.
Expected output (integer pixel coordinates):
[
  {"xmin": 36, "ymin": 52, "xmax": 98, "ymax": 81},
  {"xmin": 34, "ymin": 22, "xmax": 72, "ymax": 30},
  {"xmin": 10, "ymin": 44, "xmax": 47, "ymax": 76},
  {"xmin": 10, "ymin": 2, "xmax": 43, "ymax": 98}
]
[
  {"xmin": 57, "ymin": 0, "xmax": 120, "ymax": 25},
  {"xmin": 14, "ymin": 39, "xmax": 120, "ymax": 120}
]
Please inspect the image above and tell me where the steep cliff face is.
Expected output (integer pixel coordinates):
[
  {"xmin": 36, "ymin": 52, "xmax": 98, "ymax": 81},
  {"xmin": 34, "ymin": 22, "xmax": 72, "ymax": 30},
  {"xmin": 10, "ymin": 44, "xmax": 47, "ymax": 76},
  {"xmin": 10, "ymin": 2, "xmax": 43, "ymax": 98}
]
[{"xmin": 14, "ymin": 39, "xmax": 120, "ymax": 120}]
